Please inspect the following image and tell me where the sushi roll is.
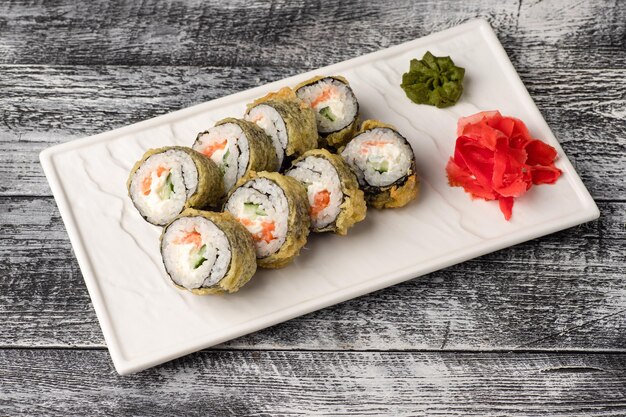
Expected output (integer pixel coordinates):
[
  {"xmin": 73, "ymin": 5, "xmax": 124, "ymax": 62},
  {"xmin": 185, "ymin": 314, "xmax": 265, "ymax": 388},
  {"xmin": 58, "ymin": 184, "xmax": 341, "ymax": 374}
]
[
  {"xmin": 192, "ymin": 118, "xmax": 278, "ymax": 192},
  {"xmin": 295, "ymin": 75, "xmax": 359, "ymax": 149},
  {"xmin": 160, "ymin": 209, "xmax": 256, "ymax": 295},
  {"xmin": 244, "ymin": 87, "xmax": 318, "ymax": 169},
  {"xmin": 224, "ymin": 171, "xmax": 310, "ymax": 269},
  {"xmin": 286, "ymin": 148, "xmax": 366, "ymax": 235},
  {"xmin": 127, "ymin": 146, "xmax": 224, "ymax": 226},
  {"xmin": 340, "ymin": 120, "xmax": 419, "ymax": 209}
]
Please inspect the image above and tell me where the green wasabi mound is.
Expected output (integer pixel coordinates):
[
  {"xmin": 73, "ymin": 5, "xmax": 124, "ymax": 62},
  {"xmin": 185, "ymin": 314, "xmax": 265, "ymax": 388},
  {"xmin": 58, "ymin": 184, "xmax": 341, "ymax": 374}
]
[{"xmin": 401, "ymin": 51, "xmax": 465, "ymax": 108}]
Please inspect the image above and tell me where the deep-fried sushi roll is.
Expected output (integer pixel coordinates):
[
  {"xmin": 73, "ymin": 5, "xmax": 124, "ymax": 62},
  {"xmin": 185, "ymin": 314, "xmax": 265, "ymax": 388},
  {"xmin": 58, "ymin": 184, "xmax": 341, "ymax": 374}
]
[
  {"xmin": 193, "ymin": 118, "xmax": 278, "ymax": 192},
  {"xmin": 160, "ymin": 209, "xmax": 256, "ymax": 295},
  {"xmin": 224, "ymin": 171, "xmax": 310, "ymax": 269},
  {"xmin": 295, "ymin": 75, "xmax": 359, "ymax": 149},
  {"xmin": 244, "ymin": 87, "xmax": 318, "ymax": 169},
  {"xmin": 286, "ymin": 148, "xmax": 366, "ymax": 235},
  {"xmin": 127, "ymin": 147, "xmax": 224, "ymax": 225},
  {"xmin": 340, "ymin": 120, "xmax": 419, "ymax": 209}
]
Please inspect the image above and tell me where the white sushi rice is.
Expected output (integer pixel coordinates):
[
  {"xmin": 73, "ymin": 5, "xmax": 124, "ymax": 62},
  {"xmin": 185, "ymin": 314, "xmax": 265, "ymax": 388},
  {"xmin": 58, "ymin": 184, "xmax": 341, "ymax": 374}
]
[
  {"xmin": 245, "ymin": 105, "xmax": 287, "ymax": 167},
  {"xmin": 129, "ymin": 150, "xmax": 198, "ymax": 225},
  {"xmin": 341, "ymin": 128, "xmax": 414, "ymax": 187},
  {"xmin": 296, "ymin": 78, "xmax": 358, "ymax": 134},
  {"xmin": 286, "ymin": 156, "xmax": 343, "ymax": 229},
  {"xmin": 224, "ymin": 178, "xmax": 288, "ymax": 258},
  {"xmin": 161, "ymin": 216, "xmax": 231, "ymax": 290},
  {"xmin": 193, "ymin": 123, "xmax": 250, "ymax": 191}
]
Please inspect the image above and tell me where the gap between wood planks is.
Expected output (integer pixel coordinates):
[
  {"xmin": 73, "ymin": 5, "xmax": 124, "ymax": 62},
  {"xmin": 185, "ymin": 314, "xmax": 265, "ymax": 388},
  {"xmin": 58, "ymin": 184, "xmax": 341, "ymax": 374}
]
[{"xmin": 3, "ymin": 346, "xmax": 626, "ymax": 354}]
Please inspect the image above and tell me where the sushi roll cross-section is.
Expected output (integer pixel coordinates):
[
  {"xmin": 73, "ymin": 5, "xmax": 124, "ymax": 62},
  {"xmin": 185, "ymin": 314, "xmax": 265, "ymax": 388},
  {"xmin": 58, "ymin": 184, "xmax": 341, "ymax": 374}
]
[
  {"xmin": 286, "ymin": 148, "xmax": 366, "ymax": 235},
  {"xmin": 193, "ymin": 118, "xmax": 278, "ymax": 192},
  {"xmin": 160, "ymin": 209, "xmax": 256, "ymax": 295},
  {"xmin": 295, "ymin": 75, "xmax": 360, "ymax": 149},
  {"xmin": 244, "ymin": 87, "xmax": 318, "ymax": 169},
  {"xmin": 224, "ymin": 171, "xmax": 310, "ymax": 269},
  {"xmin": 341, "ymin": 120, "xmax": 420, "ymax": 209},
  {"xmin": 127, "ymin": 146, "xmax": 224, "ymax": 226}
]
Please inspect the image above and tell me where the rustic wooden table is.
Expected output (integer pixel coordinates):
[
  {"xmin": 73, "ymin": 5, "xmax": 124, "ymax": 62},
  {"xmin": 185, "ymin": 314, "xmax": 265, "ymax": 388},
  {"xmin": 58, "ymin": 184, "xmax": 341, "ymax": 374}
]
[{"xmin": 1, "ymin": 0, "xmax": 625, "ymax": 415}]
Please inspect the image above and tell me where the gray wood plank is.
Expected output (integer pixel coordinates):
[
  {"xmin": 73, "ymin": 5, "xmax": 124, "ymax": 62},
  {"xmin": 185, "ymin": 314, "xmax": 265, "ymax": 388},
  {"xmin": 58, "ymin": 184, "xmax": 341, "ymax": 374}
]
[
  {"xmin": 2, "ymin": 196, "xmax": 624, "ymax": 351},
  {"xmin": 1, "ymin": 66, "xmax": 625, "ymax": 199},
  {"xmin": 0, "ymin": 0, "xmax": 623, "ymax": 68},
  {"xmin": 2, "ymin": 349, "xmax": 626, "ymax": 416}
]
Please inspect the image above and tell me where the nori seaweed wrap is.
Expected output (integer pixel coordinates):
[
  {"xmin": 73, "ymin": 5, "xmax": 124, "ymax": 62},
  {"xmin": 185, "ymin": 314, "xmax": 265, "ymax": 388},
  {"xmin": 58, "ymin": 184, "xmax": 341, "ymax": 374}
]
[
  {"xmin": 295, "ymin": 75, "xmax": 360, "ymax": 150},
  {"xmin": 244, "ymin": 87, "xmax": 318, "ymax": 169},
  {"xmin": 340, "ymin": 120, "xmax": 419, "ymax": 209},
  {"xmin": 160, "ymin": 209, "xmax": 257, "ymax": 295},
  {"xmin": 224, "ymin": 171, "xmax": 311, "ymax": 269},
  {"xmin": 193, "ymin": 117, "xmax": 278, "ymax": 192},
  {"xmin": 286, "ymin": 148, "xmax": 367, "ymax": 235}
]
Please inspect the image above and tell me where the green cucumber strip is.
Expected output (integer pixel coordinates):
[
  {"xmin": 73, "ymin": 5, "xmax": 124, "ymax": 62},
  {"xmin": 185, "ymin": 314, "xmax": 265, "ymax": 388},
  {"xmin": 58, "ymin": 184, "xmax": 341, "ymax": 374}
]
[
  {"xmin": 244, "ymin": 202, "xmax": 266, "ymax": 217},
  {"xmin": 192, "ymin": 255, "xmax": 207, "ymax": 269},
  {"xmin": 191, "ymin": 245, "xmax": 208, "ymax": 269},
  {"xmin": 158, "ymin": 173, "xmax": 174, "ymax": 200},
  {"xmin": 319, "ymin": 106, "xmax": 336, "ymax": 122},
  {"xmin": 243, "ymin": 202, "xmax": 258, "ymax": 216},
  {"xmin": 370, "ymin": 159, "xmax": 389, "ymax": 174}
]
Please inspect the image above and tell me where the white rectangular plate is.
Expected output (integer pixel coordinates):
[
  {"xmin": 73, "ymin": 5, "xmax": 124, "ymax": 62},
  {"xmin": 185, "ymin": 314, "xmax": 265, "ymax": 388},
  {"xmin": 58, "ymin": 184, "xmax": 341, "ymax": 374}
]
[{"xmin": 40, "ymin": 19, "xmax": 599, "ymax": 375}]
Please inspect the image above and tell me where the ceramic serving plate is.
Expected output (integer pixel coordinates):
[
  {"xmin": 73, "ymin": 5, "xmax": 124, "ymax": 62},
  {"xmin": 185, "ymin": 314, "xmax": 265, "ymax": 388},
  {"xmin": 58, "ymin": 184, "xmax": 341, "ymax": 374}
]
[{"xmin": 40, "ymin": 19, "xmax": 599, "ymax": 375}]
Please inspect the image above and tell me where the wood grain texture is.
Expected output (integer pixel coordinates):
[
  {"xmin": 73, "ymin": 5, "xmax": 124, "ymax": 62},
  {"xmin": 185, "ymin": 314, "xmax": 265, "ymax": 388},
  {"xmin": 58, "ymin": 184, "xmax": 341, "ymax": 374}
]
[
  {"xmin": 1, "ymin": 66, "xmax": 625, "ymax": 199},
  {"xmin": 0, "ymin": 0, "xmax": 624, "ymax": 68},
  {"xmin": 2, "ymin": 349, "xmax": 626, "ymax": 416},
  {"xmin": 2, "ymin": 197, "xmax": 624, "ymax": 350},
  {"xmin": 1, "ymin": 0, "xmax": 625, "ymax": 413}
]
